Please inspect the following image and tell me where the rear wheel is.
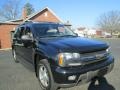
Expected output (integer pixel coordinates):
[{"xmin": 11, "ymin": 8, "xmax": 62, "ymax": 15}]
[
  {"xmin": 37, "ymin": 59, "xmax": 58, "ymax": 90},
  {"xmin": 12, "ymin": 49, "xmax": 19, "ymax": 63}
]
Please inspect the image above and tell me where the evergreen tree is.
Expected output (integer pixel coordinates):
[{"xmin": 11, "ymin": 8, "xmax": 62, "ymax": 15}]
[{"xmin": 24, "ymin": 3, "xmax": 35, "ymax": 16}]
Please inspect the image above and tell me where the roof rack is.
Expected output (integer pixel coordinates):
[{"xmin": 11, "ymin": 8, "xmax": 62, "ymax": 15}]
[{"xmin": 24, "ymin": 20, "xmax": 33, "ymax": 22}]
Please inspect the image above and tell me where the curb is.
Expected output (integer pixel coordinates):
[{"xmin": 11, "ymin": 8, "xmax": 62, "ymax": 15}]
[{"xmin": 0, "ymin": 48, "xmax": 12, "ymax": 51}]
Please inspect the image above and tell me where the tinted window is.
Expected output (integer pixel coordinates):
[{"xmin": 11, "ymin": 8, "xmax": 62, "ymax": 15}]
[
  {"xmin": 14, "ymin": 27, "xmax": 21, "ymax": 38},
  {"xmin": 24, "ymin": 27, "xmax": 33, "ymax": 39},
  {"xmin": 19, "ymin": 27, "xmax": 25, "ymax": 38}
]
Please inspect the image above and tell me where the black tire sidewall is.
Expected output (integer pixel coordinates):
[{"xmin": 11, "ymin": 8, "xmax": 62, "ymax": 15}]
[{"xmin": 37, "ymin": 59, "xmax": 57, "ymax": 90}]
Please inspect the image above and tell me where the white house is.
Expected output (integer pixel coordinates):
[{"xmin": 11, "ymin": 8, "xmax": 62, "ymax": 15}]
[{"xmin": 74, "ymin": 27, "xmax": 103, "ymax": 38}]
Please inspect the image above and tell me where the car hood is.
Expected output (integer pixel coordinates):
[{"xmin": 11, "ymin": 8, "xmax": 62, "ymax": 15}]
[{"xmin": 38, "ymin": 37, "xmax": 108, "ymax": 53}]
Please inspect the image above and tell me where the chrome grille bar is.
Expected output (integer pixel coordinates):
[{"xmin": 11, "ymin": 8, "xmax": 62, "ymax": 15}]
[{"xmin": 80, "ymin": 50, "xmax": 108, "ymax": 65}]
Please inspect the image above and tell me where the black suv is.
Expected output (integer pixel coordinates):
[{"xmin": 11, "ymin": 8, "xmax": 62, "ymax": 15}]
[{"xmin": 12, "ymin": 21, "xmax": 114, "ymax": 90}]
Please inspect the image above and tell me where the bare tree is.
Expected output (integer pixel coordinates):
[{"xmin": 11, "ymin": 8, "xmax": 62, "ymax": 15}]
[
  {"xmin": 0, "ymin": 0, "xmax": 21, "ymax": 21},
  {"xmin": 97, "ymin": 11, "xmax": 120, "ymax": 35}
]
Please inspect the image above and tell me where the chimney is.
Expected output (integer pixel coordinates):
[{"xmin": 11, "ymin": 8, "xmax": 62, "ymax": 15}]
[{"xmin": 22, "ymin": 7, "xmax": 27, "ymax": 20}]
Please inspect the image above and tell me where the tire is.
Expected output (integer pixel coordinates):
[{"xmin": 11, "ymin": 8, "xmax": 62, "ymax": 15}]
[
  {"xmin": 37, "ymin": 59, "xmax": 58, "ymax": 90},
  {"xmin": 12, "ymin": 49, "xmax": 19, "ymax": 63}
]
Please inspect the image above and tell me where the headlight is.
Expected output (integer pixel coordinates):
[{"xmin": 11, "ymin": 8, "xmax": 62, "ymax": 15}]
[
  {"xmin": 58, "ymin": 53, "xmax": 81, "ymax": 67},
  {"xmin": 106, "ymin": 47, "xmax": 110, "ymax": 53},
  {"xmin": 106, "ymin": 48, "xmax": 109, "ymax": 52}
]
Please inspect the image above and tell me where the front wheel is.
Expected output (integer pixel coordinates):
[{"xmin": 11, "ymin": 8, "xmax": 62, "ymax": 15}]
[{"xmin": 37, "ymin": 59, "xmax": 58, "ymax": 90}]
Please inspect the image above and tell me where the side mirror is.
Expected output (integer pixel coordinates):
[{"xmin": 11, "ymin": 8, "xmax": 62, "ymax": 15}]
[
  {"xmin": 73, "ymin": 32, "xmax": 78, "ymax": 37},
  {"xmin": 75, "ymin": 33, "xmax": 78, "ymax": 36},
  {"xmin": 21, "ymin": 35, "xmax": 32, "ymax": 41},
  {"xmin": 21, "ymin": 35, "xmax": 34, "ymax": 48}
]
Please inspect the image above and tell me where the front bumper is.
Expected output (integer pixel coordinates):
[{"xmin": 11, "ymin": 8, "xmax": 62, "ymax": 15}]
[{"xmin": 51, "ymin": 55, "xmax": 114, "ymax": 88}]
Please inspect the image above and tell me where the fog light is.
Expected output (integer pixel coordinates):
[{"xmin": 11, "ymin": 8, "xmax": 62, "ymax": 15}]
[{"xmin": 68, "ymin": 75, "xmax": 76, "ymax": 81}]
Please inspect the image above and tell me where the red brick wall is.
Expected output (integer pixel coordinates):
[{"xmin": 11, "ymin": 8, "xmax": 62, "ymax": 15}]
[
  {"xmin": 0, "ymin": 9, "xmax": 61, "ymax": 49},
  {"xmin": 0, "ymin": 24, "xmax": 17, "ymax": 49},
  {"xmin": 30, "ymin": 9, "xmax": 60, "ymax": 22}
]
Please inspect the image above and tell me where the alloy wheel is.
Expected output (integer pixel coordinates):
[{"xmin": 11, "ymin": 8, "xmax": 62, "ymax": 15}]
[{"xmin": 39, "ymin": 64, "xmax": 49, "ymax": 87}]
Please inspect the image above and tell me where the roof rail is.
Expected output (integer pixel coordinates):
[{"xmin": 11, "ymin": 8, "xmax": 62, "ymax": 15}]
[
  {"xmin": 20, "ymin": 20, "xmax": 63, "ymax": 26},
  {"xmin": 24, "ymin": 20, "xmax": 33, "ymax": 22},
  {"xmin": 20, "ymin": 20, "xmax": 33, "ymax": 25}
]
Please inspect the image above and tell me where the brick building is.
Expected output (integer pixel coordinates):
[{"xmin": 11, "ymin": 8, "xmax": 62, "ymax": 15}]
[{"xmin": 0, "ymin": 7, "xmax": 63, "ymax": 49}]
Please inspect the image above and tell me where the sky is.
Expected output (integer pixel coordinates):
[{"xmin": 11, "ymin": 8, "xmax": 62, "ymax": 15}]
[{"xmin": 0, "ymin": 0, "xmax": 120, "ymax": 28}]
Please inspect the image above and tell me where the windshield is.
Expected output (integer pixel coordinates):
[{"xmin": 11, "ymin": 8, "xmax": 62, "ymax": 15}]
[{"xmin": 33, "ymin": 24, "xmax": 76, "ymax": 38}]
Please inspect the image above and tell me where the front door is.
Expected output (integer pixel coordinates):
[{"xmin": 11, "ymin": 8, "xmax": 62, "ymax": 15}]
[
  {"xmin": 20, "ymin": 26, "xmax": 34, "ymax": 64},
  {"xmin": 14, "ymin": 26, "xmax": 33, "ymax": 64}
]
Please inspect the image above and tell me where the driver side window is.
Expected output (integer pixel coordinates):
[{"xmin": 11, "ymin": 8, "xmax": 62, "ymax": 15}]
[
  {"xmin": 14, "ymin": 27, "xmax": 25, "ymax": 39},
  {"xmin": 19, "ymin": 27, "xmax": 25, "ymax": 39},
  {"xmin": 24, "ymin": 27, "xmax": 33, "ymax": 39},
  {"xmin": 19, "ymin": 26, "xmax": 33, "ymax": 40},
  {"xmin": 18, "ymin": 26, "xmax": 33, "ymax": 39}
]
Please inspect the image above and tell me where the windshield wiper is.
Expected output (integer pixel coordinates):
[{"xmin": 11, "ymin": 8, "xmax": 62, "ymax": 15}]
[
  {"xmin": 39, "ymin": 35, "xmax": 60, "ymax": 38},
  {"xmin": 46, "ymin": 35, "xmax": 60, "ymax": 37},
  {"xmin": 39, "ymin": 35, "xmax": 77, "ymax": 38},
  {"xmin": 60, "ymin": 35, "xmax": 77, "ymax": 37}
]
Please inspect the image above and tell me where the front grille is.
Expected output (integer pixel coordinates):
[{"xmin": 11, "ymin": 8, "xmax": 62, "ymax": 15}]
[{"xmin": 80, "ymin": 50, "xmax": 108, "ymax": 65}]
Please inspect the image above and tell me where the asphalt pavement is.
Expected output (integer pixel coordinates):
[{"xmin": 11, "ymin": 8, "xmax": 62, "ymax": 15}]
[{"xmin": 0, "ymin": 38, "xmax": 120, "ymax": 90}]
